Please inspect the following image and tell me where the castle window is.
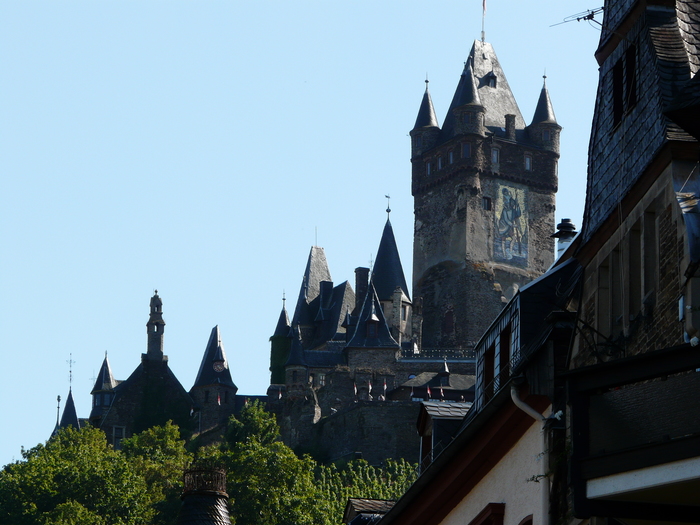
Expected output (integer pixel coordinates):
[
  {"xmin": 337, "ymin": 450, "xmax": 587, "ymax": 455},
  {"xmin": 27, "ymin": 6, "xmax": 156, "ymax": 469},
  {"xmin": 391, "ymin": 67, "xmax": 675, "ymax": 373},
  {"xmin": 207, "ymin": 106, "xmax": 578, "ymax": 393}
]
[
  {"xmin": 542, "ymin": 129, "xmax": 551, "ymax": 141},
  {"xmin": 482, "ymin": 196, "xmax": 492, "ymax": 211},
  {"xmin": 613, "ymin": 45, "xmax": 637, "ymax": 127},
  {"xmin": 448, "ymin": 151, "xmax": 454, "ymax": 164},
  {"xmin": 486, "ymin": 73, "xmax": 497, "ymax": 88},
  {"xmin": 491, "ymin": 148, "xmax": 499, "ymax": 164},
  {"xmin": 426, "ymin": 161, "xmax": 432, "ymax": 175},
  {"xmin": 319, "ymin": 373, "xmax": 326, "ymax": 386},
  {"xmin": 524, "ymin": 155, "xmax": 532, "ymax": 171},
  {"xmin": 113, "ymin": 426, "xmax": 125, "ymax": 449},
  {"xmin": 462, "ymin": 143, "xmax": 471, "ymax": 159},
  {"xmin": 415, "ymin": 135, "xmax": 422, "ymax": 148},
  {"xmin": 437, "ymin": 156, "xmax": 443, "ymax": 170},
  {"xmin": 463, "ymin": 112, "xmax": 472, "ymax": 125}
]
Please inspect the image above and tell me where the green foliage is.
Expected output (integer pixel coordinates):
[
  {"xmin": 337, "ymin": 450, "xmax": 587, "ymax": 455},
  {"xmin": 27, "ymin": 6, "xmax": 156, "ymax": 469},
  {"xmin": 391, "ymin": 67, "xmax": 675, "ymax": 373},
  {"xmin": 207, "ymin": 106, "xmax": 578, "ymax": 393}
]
[
  {"xmin": 0, "ymin": 405, "xmax": 418, "ymax": 525},
  {"xmin": 0, "ymin": 426, "xmax": 153, "ymax": 525},
  {"xmin": 224, "ymin": 399, "xmax": 280, "ymax": 446}
]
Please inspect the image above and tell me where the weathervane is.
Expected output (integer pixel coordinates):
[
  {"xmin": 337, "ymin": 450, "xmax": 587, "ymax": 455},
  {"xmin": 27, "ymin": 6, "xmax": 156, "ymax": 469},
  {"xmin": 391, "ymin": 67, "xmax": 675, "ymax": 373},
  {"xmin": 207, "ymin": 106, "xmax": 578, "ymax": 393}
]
[{"xmin": 385, "ymin": 194, "xmax": 391, "ymax": 217}]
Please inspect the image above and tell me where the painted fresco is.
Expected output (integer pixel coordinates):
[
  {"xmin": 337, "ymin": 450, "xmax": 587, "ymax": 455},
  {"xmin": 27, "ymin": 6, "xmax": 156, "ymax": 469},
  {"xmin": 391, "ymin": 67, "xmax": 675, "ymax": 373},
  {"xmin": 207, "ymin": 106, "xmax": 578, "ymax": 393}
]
[{"xmin": 494, "ymin": 184, "xmax": 528, "ymax": 265}]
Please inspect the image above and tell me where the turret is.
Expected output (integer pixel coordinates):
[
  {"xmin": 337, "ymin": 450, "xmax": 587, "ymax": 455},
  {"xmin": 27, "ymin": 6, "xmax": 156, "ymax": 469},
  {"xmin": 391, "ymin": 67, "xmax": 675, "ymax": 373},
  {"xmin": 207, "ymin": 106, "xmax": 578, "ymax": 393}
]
[
  {"xmin": 448, "ymin": 61, "xmax": 486, "ymax": 137},
  {"xmin": 285, "ymin": 327, "xmax": 308, "ymax": 397},
  {"xmin": 527, "ymin": 77, "xmax": 561, "ymax": 154},
  {"xmin": 89, "ymin": 353, "xmax": 117, "ymax": 426},
  {"xmin": 146, "ymin": 291, "xmax": 166, "ymax": 361},
  {"xmin": 269, "ymin": 297, "xmax": 291, "ymax": 385},
  {"xmin": 410, "ymin": 80, "xmax": 441, "ymax": 158}
]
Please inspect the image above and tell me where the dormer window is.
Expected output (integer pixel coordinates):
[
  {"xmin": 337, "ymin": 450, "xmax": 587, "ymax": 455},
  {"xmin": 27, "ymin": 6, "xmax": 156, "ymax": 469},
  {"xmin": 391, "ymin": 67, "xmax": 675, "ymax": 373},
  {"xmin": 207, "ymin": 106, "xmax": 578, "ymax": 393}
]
[{"xmin": 485, "ymin": 72, "xmax": 497, "ymax": 88}]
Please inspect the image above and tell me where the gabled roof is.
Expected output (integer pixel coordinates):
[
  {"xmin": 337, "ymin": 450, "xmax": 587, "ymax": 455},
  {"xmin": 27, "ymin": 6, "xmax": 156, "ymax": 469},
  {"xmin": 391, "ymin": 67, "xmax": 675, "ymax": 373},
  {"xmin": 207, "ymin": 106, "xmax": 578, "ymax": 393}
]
[
  {"xmin": 307, "ymin": 280, "xmax": 355, "ymax": 349},
  {"xmin": 372, "ymin": 218, "xmax": 410, "ymax": 302},
  {"xmin": 413, "ymin": 81, "xmax": 439, "ymax": 130},
  {"xmin": 346, "ymin": 285, "xmax": 398, "ymax": 348},
  {"xmin": 91, "ymin": 354, "xmax": 117, "ymax": 394},
  {"xmin": 441, "ymin": 40, "xmax": 524, "ymax": 142},
  {"xmin": 192, "ymin": 326, "xmax": 237, "ymax": 389},
  {"xmin": 285, "ymin": 327, "xmax": 307, "ymax": 367},
  {"xmin": 292, "ymin": 247, "xmax": 332, "ymax": 326},
  {"xmin": 530, "ymin": 79, "xmax": 558, "ymax": 125}
]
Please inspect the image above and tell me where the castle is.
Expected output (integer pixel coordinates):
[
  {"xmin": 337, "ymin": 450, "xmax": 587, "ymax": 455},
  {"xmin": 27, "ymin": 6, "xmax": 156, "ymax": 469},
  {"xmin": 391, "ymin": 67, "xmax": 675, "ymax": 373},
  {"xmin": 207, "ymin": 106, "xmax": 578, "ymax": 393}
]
[{"xmin": 55, "ymin": 37, "xmax": 562, "ymax": 464}]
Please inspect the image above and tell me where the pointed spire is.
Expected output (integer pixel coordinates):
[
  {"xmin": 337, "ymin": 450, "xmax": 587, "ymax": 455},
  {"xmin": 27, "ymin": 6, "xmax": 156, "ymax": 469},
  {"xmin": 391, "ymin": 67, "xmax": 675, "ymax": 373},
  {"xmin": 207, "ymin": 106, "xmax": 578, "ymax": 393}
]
[
  {"xmin": 91, "ymin": 353, "xmax": 117, "ymax": 394},
  {"xmin": 371, "ymin": 217, "xmax": 410, "ymax": 301},
  {"xmin": 273, "ymin": 295, "xmax": 291, "ymax": 337},
  {"xmin": 193, "ymin": 326, "xmax": 237, "ymax": 391},
  {"xmin": 413, "ymin": 79, "xmax": 439, "ymax": 130},
  {"xmin": 56, "ymin": 389, "xmax": 80, "ymax": 432},
  {"xmin": 441, "ymin": 58, "xmax": 484, "ymax": 139},
  {"xmin": 531, "ymin": 76, "xmax": 558, "ymax": 125},
  {"xmin": 292, "ymin": 247, "xmax": 332, "ymax": 326}
]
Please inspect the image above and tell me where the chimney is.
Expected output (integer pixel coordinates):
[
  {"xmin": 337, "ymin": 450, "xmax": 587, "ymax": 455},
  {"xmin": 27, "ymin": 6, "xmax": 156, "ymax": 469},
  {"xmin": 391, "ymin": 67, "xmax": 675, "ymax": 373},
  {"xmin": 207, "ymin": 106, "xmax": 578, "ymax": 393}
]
[
  {"xmin": 505, "ymin": 114, "xmax": 516, "ymax": 141},
  {"xmin": 551, "ymin": 218, "xmax": 577, "ymax": 259},
  {"xmin": 354, "ymin": 267, "xmax": 369, "ymax": 316}
]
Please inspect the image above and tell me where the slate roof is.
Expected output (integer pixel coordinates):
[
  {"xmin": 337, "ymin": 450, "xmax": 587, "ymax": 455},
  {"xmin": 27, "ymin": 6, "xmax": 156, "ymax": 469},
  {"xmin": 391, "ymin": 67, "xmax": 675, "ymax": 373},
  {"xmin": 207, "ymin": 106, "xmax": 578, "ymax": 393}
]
[
  {"xmin": 677, "ymin": 0, "xmax": 700, "ymax": 75},
  {"xmin": 402, "ymin": 372, "xmax": 475, "ymax": 391},
  {"xmin": 176, "ymin": 494, "xmax": 230, "ymax": 525},
  {"xmin": 421, "ymin": 401, "xmax": 473, "ymax": 420},
  {"xmin": 91, "ymin": 354, "xmax": 117, "ymax": 394},
  {"xmin": 531, "ymin": 80, "xmax": 558, "ymax": 125},
  {"xmin": 272, "ymin": 305, "xmax": 290, "ymax": 337},
  {"xmin": 307, "ymin": 280, "xmax": 355, "ymax": 349},
  {"xmin": 344, "ymin": 499, "xmax": 395, "ymax": 524},
  {"xmin": 581, "ymin": 5, "xmax": 697, "ymax": 243},
  {"xmin": 54, "ymin": 389, "xmax": 80, "ymax": 433},
  {"xmin": 346, "ymin": 285, "xmax": 398, "ymax": 348},
  {"xmin": 371, "ymin": 218, "xmax": 410, "ymax": 302},
  {"xmin": 292, "ymin": 247, "xmax": 332, "ymax": 326},
  {"xmin": 441, "ymin": 40, "xmax": 525, "ymax": 144},
  {"xmin": 285, "ymin": 328, "xmax": 307, "ymax": 367},
  {"xmin": 192, "ymin": 326, "xmax": 237, "ymax": 389},
  {"xmin": 413, "ymin": 81, "xmax": 439, "ymax": 130}
]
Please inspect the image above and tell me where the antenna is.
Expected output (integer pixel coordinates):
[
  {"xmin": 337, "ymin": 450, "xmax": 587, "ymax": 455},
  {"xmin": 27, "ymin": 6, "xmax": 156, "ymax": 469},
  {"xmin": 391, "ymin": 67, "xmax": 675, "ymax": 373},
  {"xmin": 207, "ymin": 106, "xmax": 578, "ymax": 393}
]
[{"xmin": 551, "ymin": 7, "xmax": 604, "ymax": 27}]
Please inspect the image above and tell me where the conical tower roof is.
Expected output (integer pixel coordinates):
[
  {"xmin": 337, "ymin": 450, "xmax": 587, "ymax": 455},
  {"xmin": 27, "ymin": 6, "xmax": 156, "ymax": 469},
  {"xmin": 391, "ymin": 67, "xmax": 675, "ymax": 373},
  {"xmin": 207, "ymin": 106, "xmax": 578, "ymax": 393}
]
[
  {"xmin": 58, "ymin": 389, "xmax": 80, "ymax": 431},
  {"xmin": 272, "ymin": 303, "xmax": 291, "ymax": 337},
  {"xmin": 371, "ymin": 217, "xmax": 410, "ymax": 301},
  {"xmin": 531, "ymin": 78, "xmax": 558, "ymax": 125},
  {"xmin": 292, "ymin": 246, "xmax": 332, "ymax": 326},
  {"xmin": 413, "ymin": 80, "xmax": 439, "ymax": 130},
  {"xmin": 91, "ymin": 354, "xmax": 117, "ymax": 394},
  {"xmin": 193, "ymin": 326, "xmax": 237, "ymax": 390},
  {"xmin": 347, "ymin": 284, "xmax": 399, "ymax": 348}
]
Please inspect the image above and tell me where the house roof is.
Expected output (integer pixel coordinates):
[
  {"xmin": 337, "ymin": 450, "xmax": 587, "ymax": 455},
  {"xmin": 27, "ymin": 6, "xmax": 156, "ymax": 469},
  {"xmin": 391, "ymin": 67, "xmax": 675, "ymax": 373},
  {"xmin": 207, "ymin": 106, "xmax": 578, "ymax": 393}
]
[
  {"xmin": 292, "ymin": 246, "xmax": 332, "ymax": 326},
  {"xmin": 272, "ymin": 304, "xmax": 290, "ymax": 337},
  {"xmin": 346, "ymin": 285, "xmax": 398, "ymax": 349},
  {"xmin": 371, "ymin": 218, "xmax": 410, "ymax": 302},
  {"xmin": 192, "ymin": 326, "xmax": 237, "ymax": 390},
  {"xmin": 401, "ymin": 372, "xmax": 475, "ymax": 391},
  {"xmin": 421, "ymin": 401, "xmax": 473, "ymax": 420},
  {"xmin": 344, "ymin": 499, "xmax": 395, "ymax": 524}
]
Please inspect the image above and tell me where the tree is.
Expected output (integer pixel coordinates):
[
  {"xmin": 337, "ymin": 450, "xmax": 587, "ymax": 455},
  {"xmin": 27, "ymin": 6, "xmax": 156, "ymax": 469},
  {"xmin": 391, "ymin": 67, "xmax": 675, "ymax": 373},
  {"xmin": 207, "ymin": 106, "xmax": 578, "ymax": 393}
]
[{"xmin": 0, "ymin": 426, "xmax": 153, "ymax": 525}]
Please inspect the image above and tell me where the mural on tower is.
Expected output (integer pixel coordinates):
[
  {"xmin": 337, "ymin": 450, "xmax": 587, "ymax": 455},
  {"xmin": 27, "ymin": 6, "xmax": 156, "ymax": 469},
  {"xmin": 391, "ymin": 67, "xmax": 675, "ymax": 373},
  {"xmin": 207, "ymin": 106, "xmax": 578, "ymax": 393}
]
[{"xmin": 494, "ymin": 184, "xmax": 528, "ymax": 265}]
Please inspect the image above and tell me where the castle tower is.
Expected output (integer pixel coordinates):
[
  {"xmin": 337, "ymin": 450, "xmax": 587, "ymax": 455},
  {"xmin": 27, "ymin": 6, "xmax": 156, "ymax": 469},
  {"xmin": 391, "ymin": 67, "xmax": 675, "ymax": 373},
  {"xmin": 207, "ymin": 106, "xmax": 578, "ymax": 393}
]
[
  {"xmin": 269, "ymin": 298, "xmax": 291, "ymax": 385},
  {"xmin": 190, "ymin": 326, "xmax": 238, "ymax": 434},
  {"xmin": 146, "ymin": 290, "xmax": 166, "ymax": 361},
  {"xmin": 411, "ymin": 40, "xmax": 559, "ymax": 352}
]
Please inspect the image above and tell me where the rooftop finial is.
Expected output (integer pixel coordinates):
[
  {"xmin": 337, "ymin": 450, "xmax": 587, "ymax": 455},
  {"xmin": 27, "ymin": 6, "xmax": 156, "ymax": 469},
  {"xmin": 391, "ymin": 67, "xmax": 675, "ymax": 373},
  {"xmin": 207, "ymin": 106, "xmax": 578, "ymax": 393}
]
[
  {"xmin": 56, "ymin": 395, "xmax": 61, "ymax": 426},
  {"xmin": 67, "ymin": 353, "xmax": 74, "ymax": 388},
  {"xmin": 282, "ymin": 291, "xmax": 286, "ymax": 308},
  {"xmin": 543, "ymin": 70, "xmax": 547, "ymax": 82},
  {"xmin": 385, "ymin": 194, "xmax": 391, "ymax": 217},
  {"xmin": 481, "ymin": 0, "xmax": 487, "ymax": 42}
]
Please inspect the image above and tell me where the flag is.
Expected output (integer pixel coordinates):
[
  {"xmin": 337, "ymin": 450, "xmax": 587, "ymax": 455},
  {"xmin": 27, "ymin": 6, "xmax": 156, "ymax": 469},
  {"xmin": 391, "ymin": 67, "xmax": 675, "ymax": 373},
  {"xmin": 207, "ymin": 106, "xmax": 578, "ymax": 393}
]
[
  {"xmin": 383, "ymin": 378, "xmax": 387, "ymax": 395},
  {"xmin": 217, "ymin": 393, "xmax": 221, "ymax": 406},
  {"xmin": 354, "ymin": 382, "xmax": 357, "ymax": 396},
  {"xmin": 483, "ymin": 0, "xmax": 487, "ymax": 13},
  {"xmin": 278, "ymin": 387, "xmax": 282, "ymax": 400},
  {"xmin": 410, "ymin": 387, "xmax": 414, "ymax": 398},
  {"xmin": 427, "ymin": 385, "xmax": 432, "ymax": 399},
  {"xmin": 440, "ymin": 387, "xmax": 444, "ymax": 399},
  {"xmin": 368, "ymin": 380, "xmax": 372, "ymax": 394}
]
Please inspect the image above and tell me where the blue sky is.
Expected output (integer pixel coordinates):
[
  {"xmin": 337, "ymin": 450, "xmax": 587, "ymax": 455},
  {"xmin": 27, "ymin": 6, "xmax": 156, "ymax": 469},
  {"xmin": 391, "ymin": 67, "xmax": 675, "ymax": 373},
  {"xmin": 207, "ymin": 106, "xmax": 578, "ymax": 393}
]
[{"xmin": 0, "ymin": 1, "xmax": 601, "ymax": 466}]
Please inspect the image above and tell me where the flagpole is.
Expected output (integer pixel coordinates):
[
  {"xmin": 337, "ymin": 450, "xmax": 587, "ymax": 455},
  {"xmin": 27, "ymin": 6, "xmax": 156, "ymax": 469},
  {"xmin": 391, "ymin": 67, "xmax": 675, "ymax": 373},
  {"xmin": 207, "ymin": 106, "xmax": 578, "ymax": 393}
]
[{"xmin": 481, "ymin": 0, "xmax": 486, "ymax": 42}]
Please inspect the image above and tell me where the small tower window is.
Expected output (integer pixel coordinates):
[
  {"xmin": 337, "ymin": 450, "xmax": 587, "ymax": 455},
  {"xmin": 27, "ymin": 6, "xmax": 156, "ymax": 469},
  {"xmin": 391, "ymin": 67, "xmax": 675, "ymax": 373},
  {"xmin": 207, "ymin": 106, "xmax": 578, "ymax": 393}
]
[
  {"xmin": 426, "ymin": 161, "xmax": 432, "ymax": 175},
  {"xmin": 448, "ymin": 151, "xmax": 454, "ymax": 164},
  {"xmin": 415, "ymin": 135, "xmax": 422, "ymax": 148},
  {"xmin": 463, "ymin": 112, "xmax": 472, "ymax": 125},
  {"xmin": 437, "ymin": 156, "xmax": 443, "ymax": 170},
  {"xmin": 524, "ymin": 155, "xmax": 532, "ymax": 171},
  {"xmin": 462, "ymin": 143, "xmax": 471, "ymax": 158},
  {"xmin": 319, "ymin": 373, "xmax": 326, "ymax": 386},
  {"xmin": 542, "ymin": 129, "xmax": 551, "ymax": 141},
  {"xmin": 491, "ymin": 148, "xmax": 500, "ymax": 164},
  {"xmin": 113, "ymin": 426, "xmax": 125, "ymax": 449},
  {"xmin": 483, "ymin": 197, "xmax": 492, "ymax": 211}
]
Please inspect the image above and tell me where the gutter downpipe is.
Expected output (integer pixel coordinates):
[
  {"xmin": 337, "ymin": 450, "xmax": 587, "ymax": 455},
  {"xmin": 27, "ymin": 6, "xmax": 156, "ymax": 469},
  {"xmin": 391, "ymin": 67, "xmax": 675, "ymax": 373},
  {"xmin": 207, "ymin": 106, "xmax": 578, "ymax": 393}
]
[{"xmin": 510, "ymin": 384, "xmax": 549, "ymax": 525}]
